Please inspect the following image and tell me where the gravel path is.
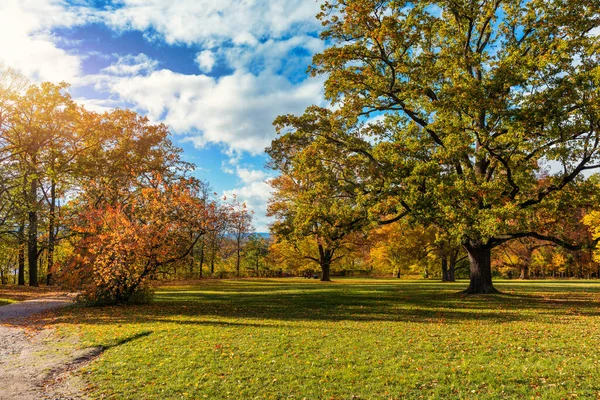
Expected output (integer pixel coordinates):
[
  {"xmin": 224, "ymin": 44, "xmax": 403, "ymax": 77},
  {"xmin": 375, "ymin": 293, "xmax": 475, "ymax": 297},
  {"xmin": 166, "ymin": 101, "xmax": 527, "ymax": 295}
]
[
  {"xmin": 0, "ymin": 296, "xmax": 99, "ymax": 400},
  {"xmin": 0, "ymin": 296, "xmax": 73, "ymax": 322}
]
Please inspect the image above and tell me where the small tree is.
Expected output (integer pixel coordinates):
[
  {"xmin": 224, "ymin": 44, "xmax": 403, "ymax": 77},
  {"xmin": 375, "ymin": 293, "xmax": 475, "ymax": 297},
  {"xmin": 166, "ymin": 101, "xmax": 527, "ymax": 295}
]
[
  {"xmin": 225, "ymin": 195, "xmax": 254, "ymax": 277},
  {"xmin": 65, "ymin": 176, "xmax": 212, "ymax": 304},
  {"xmin": 267, "ymin": 109, "xmax": 373, "ymax": 281}
]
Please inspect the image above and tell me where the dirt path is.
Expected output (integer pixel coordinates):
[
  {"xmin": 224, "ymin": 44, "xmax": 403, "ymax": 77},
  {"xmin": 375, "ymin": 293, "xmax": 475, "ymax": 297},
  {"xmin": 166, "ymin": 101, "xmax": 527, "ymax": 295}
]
[{"xmin": 0, "ymin": 296, "xmax": 100, "ymax": 400}]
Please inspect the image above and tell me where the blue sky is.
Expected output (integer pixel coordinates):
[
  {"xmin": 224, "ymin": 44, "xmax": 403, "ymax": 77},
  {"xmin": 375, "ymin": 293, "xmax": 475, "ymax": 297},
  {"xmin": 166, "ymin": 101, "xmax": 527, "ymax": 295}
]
[{"xmin": 0, "ymin": 0, "xmax": 327, "ymax": 230}]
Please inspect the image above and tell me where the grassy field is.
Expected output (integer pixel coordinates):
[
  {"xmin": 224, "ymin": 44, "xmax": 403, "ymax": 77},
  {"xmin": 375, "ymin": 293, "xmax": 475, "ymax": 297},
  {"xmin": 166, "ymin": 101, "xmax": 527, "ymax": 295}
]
[{"xmin": 46, "ymin": 279, "xmax": 600, "ymax": 399}]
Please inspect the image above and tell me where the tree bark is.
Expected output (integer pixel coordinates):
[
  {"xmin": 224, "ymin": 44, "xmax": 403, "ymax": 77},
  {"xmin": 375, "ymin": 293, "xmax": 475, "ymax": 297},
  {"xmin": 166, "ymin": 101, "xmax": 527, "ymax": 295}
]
[
  {"xmin": 463, "ymin": 241, "xmax": 498, "ymax": 294},
  {"xmin": 210, "ymin": 236, "xmax": 216, "ymax": 274},
  {"xmin": 447, "ymin": 250, "xmax": 457, "ymax": 282},
  {"xmin": 189, "ymin": 232, "xmax": 195, "ymax": 277},
  {"xmin": 519, "ymin": 265, "xmax": 530, "ymax": 280},
  {"xmin": 18, "ymin": 223, "xmax": 25, "ymax": 286},
  {"xmin": 46, "ymin": 180, "xmax": 56, "ymax": 285},
  {"xmin": 236, "ymin": 235, "xmax": 241, "ymax": 277},
  {"xmin": 198, "ymin": 240, "xmax": 204, "ymax": 279},
  {"xmin": 441, "ymin": 256, "xmax": 449, "ymax": 281},
  {"xmin": 28, "ymin": 177, "xmax": 38, "ymax": 287},
  {"xmin": 318, "ymin": 245, "xmax": 332, "ymax": 282},
  {"xmin": 321, "ymin": 262, "xmax": 331, "ymax": 282}
]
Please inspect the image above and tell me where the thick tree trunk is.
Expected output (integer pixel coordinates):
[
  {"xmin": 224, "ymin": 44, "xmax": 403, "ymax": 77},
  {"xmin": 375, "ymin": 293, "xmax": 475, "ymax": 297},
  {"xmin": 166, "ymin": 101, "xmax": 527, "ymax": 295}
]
[
  {"xmin": 28, "ymin": 178, "xmax": 38, "ymax": 287},
  {"xmin": 447, "ymin": 250, "xmax": 457, "ymax": 282},
  {"xmin": 47, "ymin": 180, "xmax": 56, "ymax": 285},
  {"xmin": 18, "ymin": 223, "xmax": 25, "ymax": 286},
  {"xmin": 318, "ymin": 245, "xmax": 332, "ymax": 282},
  {"xmin": 447, "ymin": 263, "xmax": 456, "ymax": 282},
  {"xmin": 463, "ymin": 241, "xmax": 498, "ymax": 294},
  {"xmin": 441, "ymin": 256, "xmax": 449, "ymax": 281},
  {"xmin": 320, "ymin": 262, "xmax": 331, "ymax": 282}
]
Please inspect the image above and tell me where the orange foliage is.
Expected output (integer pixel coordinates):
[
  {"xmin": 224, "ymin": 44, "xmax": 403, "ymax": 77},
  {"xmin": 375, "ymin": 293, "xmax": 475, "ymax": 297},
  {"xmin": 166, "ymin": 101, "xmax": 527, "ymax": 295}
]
[{"xmin": 63, "ymin": 176, "xmax": 213, "ymax": 304}]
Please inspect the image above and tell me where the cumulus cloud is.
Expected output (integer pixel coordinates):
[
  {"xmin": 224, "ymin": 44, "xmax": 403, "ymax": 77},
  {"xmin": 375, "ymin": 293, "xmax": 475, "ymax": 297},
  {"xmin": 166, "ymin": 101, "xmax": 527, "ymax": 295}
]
[
  {"xmin": 102, "ymin": 53, "xmax": 159, "ymax": 76},
  {"xmin": 98, "ymin": 0, "xmax": 323, "ymax": 46},
  {"xmin": 101, "ymin": 68, "xmax": 324, "ymax": 154},
  {"xmin": 236, "ymin": 167, "xmax": 268, "ymax": 184},
  {"xmin": 195, "ymin": 50, "xmax": 216, "ymax": 73},
  {"xmin": 0, "ymin": 0, "xmax": 91, "ymax": 82},
  {"xmin": 224, "ymin": 167, "xmax": 275, "ymax": 232},
  {"xmin": 219, "ymin": 35, "xmax": 324, "ymax": 74}
]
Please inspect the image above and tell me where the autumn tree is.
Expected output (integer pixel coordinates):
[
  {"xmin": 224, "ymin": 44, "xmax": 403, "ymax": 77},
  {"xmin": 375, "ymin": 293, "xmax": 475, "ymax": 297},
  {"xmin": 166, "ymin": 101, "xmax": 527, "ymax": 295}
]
[
  {"xmin": 65, "ymin": 175, "xmax": 212, "ymax": 304},
  {"xmin": 267, "ymin": 237, "xmax": 314, "ymax": 276},
  {"xmin": 267, "ymin": 109, "xmax": 377, "ymax": 281},
  {"xmin": 0, "ymin": 82, "xmax": 81, "ymax": 286},
  {"xmin": 226, "ymin": 195, "xmax": 254, "ymax": 277},
  {"xmin": 307, "ymin": 0, "xmax": 600, "ymax": 293},
  {"xmin": 369, "ymin": 222, "xmax": 435, "ymax": 278},
  {"xmin": 245, "ymin": 234, "xmax": 270, "ymax": 277}
]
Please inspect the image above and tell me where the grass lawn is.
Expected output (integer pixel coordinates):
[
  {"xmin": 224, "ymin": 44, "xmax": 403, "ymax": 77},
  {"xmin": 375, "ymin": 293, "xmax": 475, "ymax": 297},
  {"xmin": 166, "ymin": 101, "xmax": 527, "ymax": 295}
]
[{"xmin": 47, "ymin": 279, "xmax": 600, "ymax": 399}]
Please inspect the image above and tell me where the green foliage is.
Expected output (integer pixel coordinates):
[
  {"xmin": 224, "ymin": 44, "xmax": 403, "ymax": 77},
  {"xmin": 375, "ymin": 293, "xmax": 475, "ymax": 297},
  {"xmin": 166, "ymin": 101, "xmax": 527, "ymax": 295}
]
[
  {"xmin": 298, "ymin": 0, "xmax": 600, "ymax": 291},
  {"xmin": 50, "ymin": 279, "xmax": 600, "ymax": 399}
]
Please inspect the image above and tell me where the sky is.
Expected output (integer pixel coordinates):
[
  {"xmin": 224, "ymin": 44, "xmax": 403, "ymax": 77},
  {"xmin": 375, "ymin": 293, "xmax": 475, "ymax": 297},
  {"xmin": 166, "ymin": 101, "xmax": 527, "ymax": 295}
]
[{"xmin": 0, "ymin": 0, "xmax": 327, "ymax": 231}]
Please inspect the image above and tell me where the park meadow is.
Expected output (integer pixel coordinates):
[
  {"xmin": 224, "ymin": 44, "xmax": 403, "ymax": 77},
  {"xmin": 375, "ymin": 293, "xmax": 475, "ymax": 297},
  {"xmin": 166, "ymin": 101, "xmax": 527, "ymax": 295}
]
[{"xmin": 23, "ymin": 278, "xmax": 597, "ymax": 399}]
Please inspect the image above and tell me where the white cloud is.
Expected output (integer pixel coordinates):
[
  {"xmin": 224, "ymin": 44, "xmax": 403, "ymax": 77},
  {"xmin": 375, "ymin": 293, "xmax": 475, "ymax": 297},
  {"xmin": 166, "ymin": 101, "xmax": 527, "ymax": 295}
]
[
  {"xmin": 236, "ymin": 167, "xmax": 268, "ymax": 184},
  {"xmin": 98, "ymin": 0, "xmax": 323, "ymax": 46},
  {"xmin": 74, "ymin": 97, "xmax": 119, "ymax": 114},
  {"xmin": 223, "ymin": 167, "xmax": 275, "ymax": 231},
  {"xmin": 0, "ymin": 0, "xmax": 90, "ymax": 83},
  {"xmin": 102, "ymin": 53, "xmax": 158, "ymax": 76},
  {"xmin": 219, "ymin": 35, "xmax": 324, "ymax": 74},
  {"xmin": 195, "ymin": 50, "xmax": 216, "ymax": 73},
  {"xmin": 102, "ymin": 68, "xmax": 324, "ymax": 154}
]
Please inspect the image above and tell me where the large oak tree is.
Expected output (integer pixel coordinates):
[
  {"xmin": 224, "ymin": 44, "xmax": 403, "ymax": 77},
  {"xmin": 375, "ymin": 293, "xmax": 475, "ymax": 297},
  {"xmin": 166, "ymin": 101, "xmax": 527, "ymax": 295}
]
[{"xmin": 306, "ymin": 0, "xmax": 600, "ymax": 293}]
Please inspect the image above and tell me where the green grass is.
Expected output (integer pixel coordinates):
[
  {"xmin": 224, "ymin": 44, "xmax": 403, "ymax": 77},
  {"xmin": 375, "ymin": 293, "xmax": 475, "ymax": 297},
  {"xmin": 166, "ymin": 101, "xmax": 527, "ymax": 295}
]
[
  {"xmin": 52, "ymin": 279, "xmax": 600, "ymax": 399},
  {"xmin": 0, "ymin": 298, "xmax": 16, "ymax": 306}
]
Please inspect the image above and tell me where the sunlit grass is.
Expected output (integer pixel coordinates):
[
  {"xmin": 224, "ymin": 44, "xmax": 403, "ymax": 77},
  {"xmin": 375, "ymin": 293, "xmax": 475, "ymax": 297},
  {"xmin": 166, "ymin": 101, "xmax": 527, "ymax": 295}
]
[
  {"xmin": 51, "ymin": 278, "xmax": 600, "ymax": 399},
  {"xmin": 0, "ymin": 298, "xmax": 16, "ymax": 306}
]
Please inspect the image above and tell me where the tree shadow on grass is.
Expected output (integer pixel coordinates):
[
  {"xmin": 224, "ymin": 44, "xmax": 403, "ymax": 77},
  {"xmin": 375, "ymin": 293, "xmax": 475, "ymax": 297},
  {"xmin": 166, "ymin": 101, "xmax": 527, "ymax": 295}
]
[{"xmin": 36, "ymin": 279, "xmax": 600, "ymax": 329}]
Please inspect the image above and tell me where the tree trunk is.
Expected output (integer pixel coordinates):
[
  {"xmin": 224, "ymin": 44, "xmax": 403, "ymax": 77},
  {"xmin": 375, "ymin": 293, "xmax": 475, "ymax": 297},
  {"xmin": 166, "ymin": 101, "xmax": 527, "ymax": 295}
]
[
  {"xmin": 210, "ymin": 237, "xmax": 216, "ymax": 274},
  {"xmin": 447, "ymin": 250, "xmax": 457, "ymax": 282},
  {"xmin": 18, "ymin": 223, "xmax": 25, "ymax": 286},
  {"xmin": 28, "ymin": 178, "xmax": 38, "ymax": 287},
  {"xmin": 321, "ymin": 262, "xmax": 331, "ymax": 282},
  {"xmin": 236, "ymin": 236, "xmax": 241, "ymax": 277},
  {"xmin": 463, "ymin": 241, "xmax": 498, "ymax": 294},
  {"xmin": 198, "ymin": 241, "xmax": 204, "ymax": 279},
  {"xmin": 519, "ymin": 264, "xmax": 530, "ymax": 280},
  {"xmin": 47, "ymin": 180, "xmax": 56, "ymax": 285},
  {"xmin": 318, "ymin": 245, "xmax": 332, "ymax": 282},
  {"xmin": 189, "ymin": 233, "xmax": 195, "ymax": 277},
  {"xmin": 441, "ymin": 256, "xmax": 449, "ymax": 281}
]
